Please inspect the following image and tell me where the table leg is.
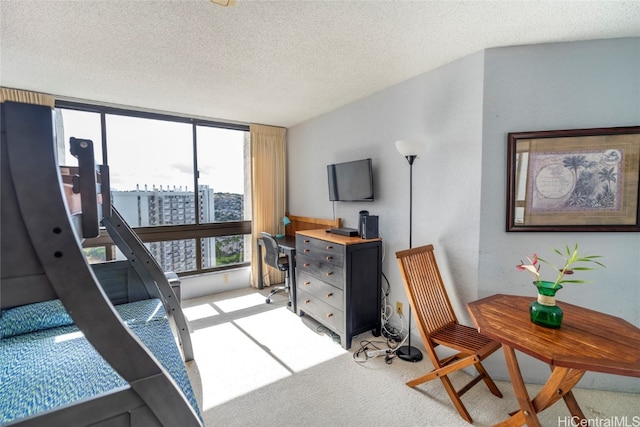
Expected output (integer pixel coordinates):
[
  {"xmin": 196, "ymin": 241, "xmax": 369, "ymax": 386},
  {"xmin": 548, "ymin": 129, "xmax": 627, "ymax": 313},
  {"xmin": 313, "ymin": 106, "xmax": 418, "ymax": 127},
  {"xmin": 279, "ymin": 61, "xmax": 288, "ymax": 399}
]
[
  {"xmin": 561, "ymin": 389, "xmax": 586, "ymax": 421},
  {"xmin": 257, "ymin": 243, "xmax": 264, "ymax": 289},
  {"xmin": 498, "ymin": 345, "xmax": 587, "ymax": 427},
  {"xmin": 287, "ymin": 250, "xmax": 297, "ymax": 313},
  {"xmin": 500, "ymin": 344, "xmax": 541, "ymax": 427},
  {"xmin": 533, "ymin": 366, "xmax": 586, "ymax": 420},
  {"xmin": 533, "ymin": 366, "xmax": 582, "ymax": 407}
]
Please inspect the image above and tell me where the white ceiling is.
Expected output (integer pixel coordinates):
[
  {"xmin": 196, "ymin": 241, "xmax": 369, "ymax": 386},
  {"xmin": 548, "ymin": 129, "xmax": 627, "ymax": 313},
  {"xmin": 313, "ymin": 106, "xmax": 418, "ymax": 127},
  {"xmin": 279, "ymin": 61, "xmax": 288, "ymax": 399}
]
[{"xmin": 1, "ymin": 1, "xmax": 639, "ymax": 128}]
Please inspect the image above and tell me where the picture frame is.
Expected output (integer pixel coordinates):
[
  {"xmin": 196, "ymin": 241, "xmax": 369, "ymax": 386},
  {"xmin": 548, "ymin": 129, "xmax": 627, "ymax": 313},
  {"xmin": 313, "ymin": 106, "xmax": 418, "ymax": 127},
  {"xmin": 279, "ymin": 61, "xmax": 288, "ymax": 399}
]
[{"xmin": 506, "ymin": 126, "xmax": 640, "ymax": 232}]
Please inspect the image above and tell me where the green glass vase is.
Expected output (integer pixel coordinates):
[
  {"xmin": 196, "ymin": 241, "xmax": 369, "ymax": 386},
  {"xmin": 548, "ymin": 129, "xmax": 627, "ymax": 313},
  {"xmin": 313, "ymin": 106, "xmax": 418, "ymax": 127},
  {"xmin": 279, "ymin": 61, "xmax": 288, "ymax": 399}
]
[{"xmin": 529, "ymin": 281, "xmax": 563, "ymax": 328}]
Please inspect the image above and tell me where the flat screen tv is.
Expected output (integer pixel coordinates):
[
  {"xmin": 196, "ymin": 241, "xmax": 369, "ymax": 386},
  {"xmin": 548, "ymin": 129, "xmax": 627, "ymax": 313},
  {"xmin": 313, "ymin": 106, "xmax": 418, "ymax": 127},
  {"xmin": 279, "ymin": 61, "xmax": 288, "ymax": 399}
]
[{"xmin": 327, "ymin": 158, "xmax": 374, "ymax": 202}]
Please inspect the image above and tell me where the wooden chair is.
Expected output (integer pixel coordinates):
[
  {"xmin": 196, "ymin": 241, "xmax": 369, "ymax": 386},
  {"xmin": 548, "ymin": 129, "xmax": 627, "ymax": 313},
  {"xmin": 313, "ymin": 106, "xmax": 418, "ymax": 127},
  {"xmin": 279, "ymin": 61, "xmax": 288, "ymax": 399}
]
[{"xmin": 395, "ymin": 244, "xmax": 503, "ymax": 424}]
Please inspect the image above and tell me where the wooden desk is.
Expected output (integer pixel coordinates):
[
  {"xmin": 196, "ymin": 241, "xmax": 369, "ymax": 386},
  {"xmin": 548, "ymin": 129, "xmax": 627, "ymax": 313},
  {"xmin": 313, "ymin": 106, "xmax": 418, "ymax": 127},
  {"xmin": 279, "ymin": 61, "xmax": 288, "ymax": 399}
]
[
  {"xmin": 256, "ymin": 235, "xmax": 297, "ymax": 312},
  {"xmin": 467, "ymin": 294, "xmax": 640, "ymax": 427}
]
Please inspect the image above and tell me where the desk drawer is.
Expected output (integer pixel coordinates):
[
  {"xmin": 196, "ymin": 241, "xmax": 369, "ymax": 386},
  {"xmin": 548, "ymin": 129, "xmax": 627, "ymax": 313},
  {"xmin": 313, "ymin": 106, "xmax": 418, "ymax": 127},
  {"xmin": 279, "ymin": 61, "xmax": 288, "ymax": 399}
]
[
  {"xmin": 297, "ymin": 271, "xmax": 343, "ymax": 310},
  {"xmin": 297, "ymin": 288, "xmax": 344, "ymax": 333},
  {"xmin": 296, "ymin": 253, "xmax": 343, "ymax": 289},
  {"xmin": 296, "ymin": 235, "xmax": 344, "ymax": 265}
]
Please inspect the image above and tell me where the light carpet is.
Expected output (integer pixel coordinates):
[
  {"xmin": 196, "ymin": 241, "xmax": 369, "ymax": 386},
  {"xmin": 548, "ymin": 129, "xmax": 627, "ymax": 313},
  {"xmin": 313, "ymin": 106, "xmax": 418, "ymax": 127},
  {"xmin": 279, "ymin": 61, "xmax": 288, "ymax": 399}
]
[{"xmin": 182, "ymin": 287, "xmax": 639, "ymax": 427}]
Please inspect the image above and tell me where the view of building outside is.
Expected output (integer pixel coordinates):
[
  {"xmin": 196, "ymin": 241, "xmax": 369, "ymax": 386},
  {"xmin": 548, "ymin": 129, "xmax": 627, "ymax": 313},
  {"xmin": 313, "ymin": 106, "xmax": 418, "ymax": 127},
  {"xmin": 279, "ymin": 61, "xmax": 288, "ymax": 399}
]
[
  {"xmin": 57, "ymin": 107, "xmax": 249, "ymax": 274},
  {"xmin": 112, "ymin": 186, "xmax": 204, "ymax": 272}
]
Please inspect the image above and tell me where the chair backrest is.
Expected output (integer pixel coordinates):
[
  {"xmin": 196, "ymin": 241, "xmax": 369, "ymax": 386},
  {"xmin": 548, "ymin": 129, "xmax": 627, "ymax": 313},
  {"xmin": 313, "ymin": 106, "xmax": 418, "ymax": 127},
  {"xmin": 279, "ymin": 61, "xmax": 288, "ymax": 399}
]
[
  {"xmin": 260, "ymin": 232, "xmax": 287, "ymax": 271},
  {"xmin": 395, "ymin": 244, "xmax": 458, "ymax": 337}
]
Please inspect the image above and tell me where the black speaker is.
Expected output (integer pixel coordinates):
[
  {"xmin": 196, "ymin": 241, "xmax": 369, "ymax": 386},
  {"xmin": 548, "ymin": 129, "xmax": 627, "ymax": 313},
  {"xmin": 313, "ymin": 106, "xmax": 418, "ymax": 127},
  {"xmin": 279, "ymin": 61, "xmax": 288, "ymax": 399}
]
[{"xmin": 361, "ymin": 215, "xmax": 378, "ymax": 239}]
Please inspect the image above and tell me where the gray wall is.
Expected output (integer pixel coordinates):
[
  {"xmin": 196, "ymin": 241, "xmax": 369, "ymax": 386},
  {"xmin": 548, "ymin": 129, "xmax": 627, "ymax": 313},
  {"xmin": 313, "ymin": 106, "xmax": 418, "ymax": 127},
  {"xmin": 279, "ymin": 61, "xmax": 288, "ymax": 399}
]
[
  {"xmin": 288, "ymin": 37, "xmax": 640, "ymax": 392},
  {"xmin": 479, "ymin": 38, "xmax": 640, "ymax": 392}
]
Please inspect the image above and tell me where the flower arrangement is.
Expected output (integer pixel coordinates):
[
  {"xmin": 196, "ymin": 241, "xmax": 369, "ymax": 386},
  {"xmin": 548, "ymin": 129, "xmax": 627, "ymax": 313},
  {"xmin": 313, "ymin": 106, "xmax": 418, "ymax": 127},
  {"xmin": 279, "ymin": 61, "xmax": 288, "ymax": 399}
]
[{"xmin": 516, "ymin": 243, "xmax": 605, "ymax": 288}]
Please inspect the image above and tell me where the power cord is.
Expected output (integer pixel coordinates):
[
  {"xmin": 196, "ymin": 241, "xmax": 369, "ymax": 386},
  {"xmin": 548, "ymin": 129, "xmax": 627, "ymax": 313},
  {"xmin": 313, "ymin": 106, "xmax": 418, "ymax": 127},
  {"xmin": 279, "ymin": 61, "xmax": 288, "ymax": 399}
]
[
  {"xmin": 353, "ymin": 339, "xmax": 396, "ymax": 364},
  {"xmin": 379, "ymin": 270, "xmax": 406, "ymax": 349},
  {"xmin": 316, "ymin": 324, "xmax": 341, "ymax": 344},
  {"xmin": 381, "ymin": 271, "xmax": 393, "ymax": 329},
  {"xmin": 382, "ymin": 322, "xmax": 403, "ymax": 343}
]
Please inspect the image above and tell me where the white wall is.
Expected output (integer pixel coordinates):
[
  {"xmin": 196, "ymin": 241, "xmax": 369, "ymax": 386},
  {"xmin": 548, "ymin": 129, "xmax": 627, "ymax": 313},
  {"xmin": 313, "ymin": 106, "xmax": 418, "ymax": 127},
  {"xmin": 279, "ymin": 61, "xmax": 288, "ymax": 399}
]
[
  {"xmin": 479, "ymin": 37, "xmax": 640, "ymax": 392},
  {"xmin": 181, "ymin": 267, "xmax": 251, "ymax": 300},
  {"xmin": 288, "ymin": 51, "xmax": 485, "ymax": 352},
  {"xmin": 288, "ymin": 37, "xmax": 640, "ymax": 393}
]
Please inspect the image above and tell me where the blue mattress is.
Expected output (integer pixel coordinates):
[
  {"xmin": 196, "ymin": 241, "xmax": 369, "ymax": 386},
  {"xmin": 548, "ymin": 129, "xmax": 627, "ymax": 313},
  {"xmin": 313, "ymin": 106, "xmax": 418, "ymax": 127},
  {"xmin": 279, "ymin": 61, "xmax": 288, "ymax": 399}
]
[{"xmin": 0, "ymin": 299, "xmax": 201, "ymax": 425}]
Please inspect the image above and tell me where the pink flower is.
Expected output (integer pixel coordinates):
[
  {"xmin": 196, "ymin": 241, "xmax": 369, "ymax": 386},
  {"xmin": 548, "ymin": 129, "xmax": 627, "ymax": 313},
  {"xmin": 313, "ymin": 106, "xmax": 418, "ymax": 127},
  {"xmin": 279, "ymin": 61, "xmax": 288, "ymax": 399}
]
[
  {"xmin": 516, "ymin": 255, "xmax": 541, "ymax": 280},
  {"xmin": 516, "ymin": 244, "xmax": 605, "ymax": 288}
]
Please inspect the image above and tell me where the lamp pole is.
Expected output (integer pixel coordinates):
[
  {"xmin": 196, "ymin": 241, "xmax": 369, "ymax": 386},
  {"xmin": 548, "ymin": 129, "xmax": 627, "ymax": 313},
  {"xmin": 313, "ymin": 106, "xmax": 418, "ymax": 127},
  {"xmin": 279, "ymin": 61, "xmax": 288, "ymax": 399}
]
[
  {"xmin": 406, "ymin": 155, "xmax": 416, "ymax": 249},
  {"xmin": 395, "ymin": 141, "xmax": 424, "ymax": 363}
]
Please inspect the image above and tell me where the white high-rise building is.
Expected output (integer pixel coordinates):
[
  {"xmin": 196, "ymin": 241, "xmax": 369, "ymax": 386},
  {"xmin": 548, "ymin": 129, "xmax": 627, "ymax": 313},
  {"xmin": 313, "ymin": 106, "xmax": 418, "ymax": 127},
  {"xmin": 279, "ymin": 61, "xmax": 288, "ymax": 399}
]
[{"xmin": 112, "ymin": 185, "xmax": 216, "ymax": 272}]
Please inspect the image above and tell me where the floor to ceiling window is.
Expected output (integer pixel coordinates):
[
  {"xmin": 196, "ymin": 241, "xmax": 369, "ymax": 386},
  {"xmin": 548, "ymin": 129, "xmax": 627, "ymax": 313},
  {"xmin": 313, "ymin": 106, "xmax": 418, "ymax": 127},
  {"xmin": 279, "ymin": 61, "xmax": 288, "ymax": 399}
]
[{"xmin": 56, "ymin": 101, "xmax": 251, "ymax": 276}]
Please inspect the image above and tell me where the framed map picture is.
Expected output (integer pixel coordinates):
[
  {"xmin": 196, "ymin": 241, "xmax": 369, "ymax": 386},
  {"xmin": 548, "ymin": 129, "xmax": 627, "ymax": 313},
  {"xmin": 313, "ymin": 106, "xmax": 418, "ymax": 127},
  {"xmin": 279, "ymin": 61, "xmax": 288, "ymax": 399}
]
[{"xmin": 506, "ymin": 126, "xmax": 640, "ymax": 232}]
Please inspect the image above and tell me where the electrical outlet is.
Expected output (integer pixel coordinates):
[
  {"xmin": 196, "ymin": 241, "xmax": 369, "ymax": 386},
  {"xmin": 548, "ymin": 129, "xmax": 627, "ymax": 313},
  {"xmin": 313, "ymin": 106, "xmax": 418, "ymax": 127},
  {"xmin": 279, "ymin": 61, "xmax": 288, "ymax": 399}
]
[{"xmin": 396, "ymin": 301, "xmax": 403, "ymax": 316}]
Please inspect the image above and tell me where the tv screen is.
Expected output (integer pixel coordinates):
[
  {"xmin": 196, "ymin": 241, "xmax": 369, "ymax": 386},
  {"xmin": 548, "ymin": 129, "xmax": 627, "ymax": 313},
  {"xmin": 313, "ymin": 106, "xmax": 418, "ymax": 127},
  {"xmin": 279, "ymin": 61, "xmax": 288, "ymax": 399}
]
[{"xmin": 327, "ymin": 158, "xmax": 374, "ymax": 202}]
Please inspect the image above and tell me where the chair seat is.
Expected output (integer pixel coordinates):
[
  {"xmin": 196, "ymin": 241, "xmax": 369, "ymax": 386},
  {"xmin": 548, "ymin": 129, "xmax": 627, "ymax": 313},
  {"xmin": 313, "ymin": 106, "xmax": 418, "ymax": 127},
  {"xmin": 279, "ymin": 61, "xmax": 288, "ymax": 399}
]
[{"xmin": 431, "ymin": 323, "xmax": 501, "ymax": 356}]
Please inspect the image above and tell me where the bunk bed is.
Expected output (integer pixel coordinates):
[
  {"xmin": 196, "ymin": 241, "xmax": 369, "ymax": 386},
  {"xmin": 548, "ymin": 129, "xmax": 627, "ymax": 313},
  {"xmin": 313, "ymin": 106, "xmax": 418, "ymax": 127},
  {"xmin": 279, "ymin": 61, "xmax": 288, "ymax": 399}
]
[{"xmin": 1, "ymin": 101, "xmax": 203, "ymax": 426}]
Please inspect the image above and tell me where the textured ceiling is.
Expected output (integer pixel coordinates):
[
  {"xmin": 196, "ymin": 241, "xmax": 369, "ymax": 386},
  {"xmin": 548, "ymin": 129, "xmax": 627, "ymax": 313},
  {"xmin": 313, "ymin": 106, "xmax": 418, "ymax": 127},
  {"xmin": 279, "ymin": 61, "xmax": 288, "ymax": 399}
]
[{"xmin": 1, "ymin": 1, "xmax": 639, "ymax": 128}]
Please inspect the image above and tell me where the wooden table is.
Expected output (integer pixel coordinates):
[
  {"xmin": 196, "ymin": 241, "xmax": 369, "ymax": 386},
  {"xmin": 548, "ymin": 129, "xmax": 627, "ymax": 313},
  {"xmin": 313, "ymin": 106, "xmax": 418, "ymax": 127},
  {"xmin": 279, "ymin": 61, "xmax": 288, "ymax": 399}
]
[{"xmin": 467, "ymin": 294, "xmax": 640, "ymax": 427}]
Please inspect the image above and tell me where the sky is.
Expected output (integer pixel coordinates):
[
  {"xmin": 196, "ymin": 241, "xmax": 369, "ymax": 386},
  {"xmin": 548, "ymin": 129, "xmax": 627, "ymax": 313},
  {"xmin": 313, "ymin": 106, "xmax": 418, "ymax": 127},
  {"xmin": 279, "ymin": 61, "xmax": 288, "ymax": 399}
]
[{"xmin": 59, "ymin": 109, "xmax": 246, "ymax": 194}]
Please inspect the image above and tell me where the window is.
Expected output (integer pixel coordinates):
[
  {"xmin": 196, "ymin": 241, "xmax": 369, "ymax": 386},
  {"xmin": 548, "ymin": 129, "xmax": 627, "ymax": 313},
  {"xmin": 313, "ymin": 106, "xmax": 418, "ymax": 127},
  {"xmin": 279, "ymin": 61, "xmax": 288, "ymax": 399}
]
[{"xmin": 55, "ymin": 101, "xmax": 251, "ymax": 276}]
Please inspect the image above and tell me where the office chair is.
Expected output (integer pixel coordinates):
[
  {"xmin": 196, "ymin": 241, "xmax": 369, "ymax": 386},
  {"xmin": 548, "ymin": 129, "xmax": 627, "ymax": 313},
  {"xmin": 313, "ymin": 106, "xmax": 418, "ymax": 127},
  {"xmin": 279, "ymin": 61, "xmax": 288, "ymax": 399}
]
[
  {"xmin": 260, "ymin": 232, "xmax": 290, "ymax": 305},
  {"xmin": 396, "ymin": 244, "xmax": 503, "ymax": 424}
]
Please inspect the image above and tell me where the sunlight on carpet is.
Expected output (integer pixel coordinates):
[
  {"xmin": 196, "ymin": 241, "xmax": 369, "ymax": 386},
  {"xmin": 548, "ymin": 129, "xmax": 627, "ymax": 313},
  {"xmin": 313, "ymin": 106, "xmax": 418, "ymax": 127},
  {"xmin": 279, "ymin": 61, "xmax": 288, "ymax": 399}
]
[
  {"xmin": 183, "ymin": 304, "xmax": 219, "ymax": 321},
  {"xmin": 214, "ymin": 293, "xmax": 266, "ymax": 312},
  {"xmin": 185, "ymin": 291, "xmax": 346, "ymax": 411},
  {"xmin": 235, "ymin": 307, "xmax": 347, "ymax": 372},
  {"xmin": 192, "ymin": 322, "xmax": 290, "ymax": 409}
]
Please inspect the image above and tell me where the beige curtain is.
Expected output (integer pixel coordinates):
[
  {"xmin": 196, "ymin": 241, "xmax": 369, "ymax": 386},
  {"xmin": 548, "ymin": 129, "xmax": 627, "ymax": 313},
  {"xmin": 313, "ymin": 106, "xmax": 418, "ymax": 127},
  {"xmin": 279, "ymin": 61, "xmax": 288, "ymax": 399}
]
[
  {"xmin": 1, "ymin": 87, "xmax": 55, "ymax": 107},
  {"xmin": 250, "ymin": 124, "xmax": 287, "ymax": 288}
]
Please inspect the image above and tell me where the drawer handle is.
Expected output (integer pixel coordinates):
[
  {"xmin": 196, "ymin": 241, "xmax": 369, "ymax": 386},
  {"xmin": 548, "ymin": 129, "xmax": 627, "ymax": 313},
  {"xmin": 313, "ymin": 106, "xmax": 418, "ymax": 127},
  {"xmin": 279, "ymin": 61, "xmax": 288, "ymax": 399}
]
[
  {"xmin": 326, "ymin": 313, "xmax": 333, "ymax": 318},
  {"xmin": 327, "ymin": 293, "xmax": 333, "ymax": 298},
  {"xmin": 304, "ymin": 281, "xmax": 311, "ymax": 286},
  {"xmin": 326, "ymin": 256, "xmax": 333, "ymax": 261},
  {"xmin": 303, "ymin": 239, "xmax": 310, "ymax": 243},
  {"xmin": 304, "ymin": 249, "xmax": 310, "ymax": 253},
  {"xmin": 326, "ymin": 245, "xmax": 333, "ymax": 250},
  {"xmin": 326, "ymin": 271, "xmax": 333, "ymax": 276},
  {"xmin": 304, "ymin": 263, "xmax": 310, "ymax": 267},
  {"xmin": 304, "ymin": 299, "xmax": 310, "ymax": 304}
]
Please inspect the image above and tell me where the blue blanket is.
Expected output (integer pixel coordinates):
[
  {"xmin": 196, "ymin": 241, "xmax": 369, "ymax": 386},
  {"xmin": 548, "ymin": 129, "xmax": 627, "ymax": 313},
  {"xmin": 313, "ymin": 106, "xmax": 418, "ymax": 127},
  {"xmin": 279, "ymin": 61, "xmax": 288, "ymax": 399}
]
[{"xmin": 0, "ymin": 299, "xmax": 201, "ymax": 425}]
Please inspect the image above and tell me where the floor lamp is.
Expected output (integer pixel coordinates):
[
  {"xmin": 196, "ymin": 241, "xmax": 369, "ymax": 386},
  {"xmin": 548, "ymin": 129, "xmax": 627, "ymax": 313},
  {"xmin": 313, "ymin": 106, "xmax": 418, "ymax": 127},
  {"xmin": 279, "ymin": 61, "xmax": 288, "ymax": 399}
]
[{"xmin": 395, "ymin": 139, "xmax": 424, "ymax": 362}]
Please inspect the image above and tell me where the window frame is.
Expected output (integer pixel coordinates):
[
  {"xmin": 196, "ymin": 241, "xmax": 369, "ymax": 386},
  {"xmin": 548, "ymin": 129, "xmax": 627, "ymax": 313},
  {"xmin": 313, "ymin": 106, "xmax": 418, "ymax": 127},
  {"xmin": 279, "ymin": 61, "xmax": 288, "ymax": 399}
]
[{"xmin": 56, "ymin": 100, "xmax": 252, "ymax": 276}]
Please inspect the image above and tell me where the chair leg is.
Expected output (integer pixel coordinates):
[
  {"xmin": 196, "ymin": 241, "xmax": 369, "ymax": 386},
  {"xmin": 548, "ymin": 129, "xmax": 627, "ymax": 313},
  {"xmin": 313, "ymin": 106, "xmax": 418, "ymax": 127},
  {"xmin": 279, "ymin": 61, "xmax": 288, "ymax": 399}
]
[
  {"xmin": 406, "ymin": 355, "xmax": 476, "ymax": 388},
  {"xmin": 406, "ymin": 355, "xmax": 502, "ymax": 424},
  {"xmin": 265, "ymin": 286, "xmax": 286, "ymax": 303},
  {"xmin": 265, "ymin": 272, "xmax": 290, "ymax": 305},
  {"xmin": 474, "ymin": 361, "xmax": 503, "ymax": 398},
  {"xmin": 440, "ymin": 375, "xmax": 473, "ymax": 424}
]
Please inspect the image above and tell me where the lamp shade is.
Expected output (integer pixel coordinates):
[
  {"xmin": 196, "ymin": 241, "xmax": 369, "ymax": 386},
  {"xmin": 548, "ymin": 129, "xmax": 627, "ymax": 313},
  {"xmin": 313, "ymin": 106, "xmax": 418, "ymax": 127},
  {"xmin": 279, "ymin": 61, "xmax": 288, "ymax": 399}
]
[
  {"xmin": 395, "ymin": 139, "xmax": 425, "ymax": 157},
  {"xmin": 282, "ymin": 216, "xmax": 291, "ymax": 226}
]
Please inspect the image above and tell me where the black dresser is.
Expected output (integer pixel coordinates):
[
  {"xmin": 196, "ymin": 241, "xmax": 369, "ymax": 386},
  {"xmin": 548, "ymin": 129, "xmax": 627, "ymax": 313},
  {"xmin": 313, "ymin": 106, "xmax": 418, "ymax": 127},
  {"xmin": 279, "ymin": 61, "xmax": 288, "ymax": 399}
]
[{"xmin": 295, "ymin": 229, "xmax": 382, "ymax": 349}]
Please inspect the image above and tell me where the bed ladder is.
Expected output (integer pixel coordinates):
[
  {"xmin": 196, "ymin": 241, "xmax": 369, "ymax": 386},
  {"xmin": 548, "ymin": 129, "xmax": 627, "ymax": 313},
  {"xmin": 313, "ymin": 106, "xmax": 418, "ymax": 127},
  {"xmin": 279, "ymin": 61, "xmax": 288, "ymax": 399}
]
[{"xmin": 102, "ymin": 205, "xmax": 195, "ymax": 361}]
